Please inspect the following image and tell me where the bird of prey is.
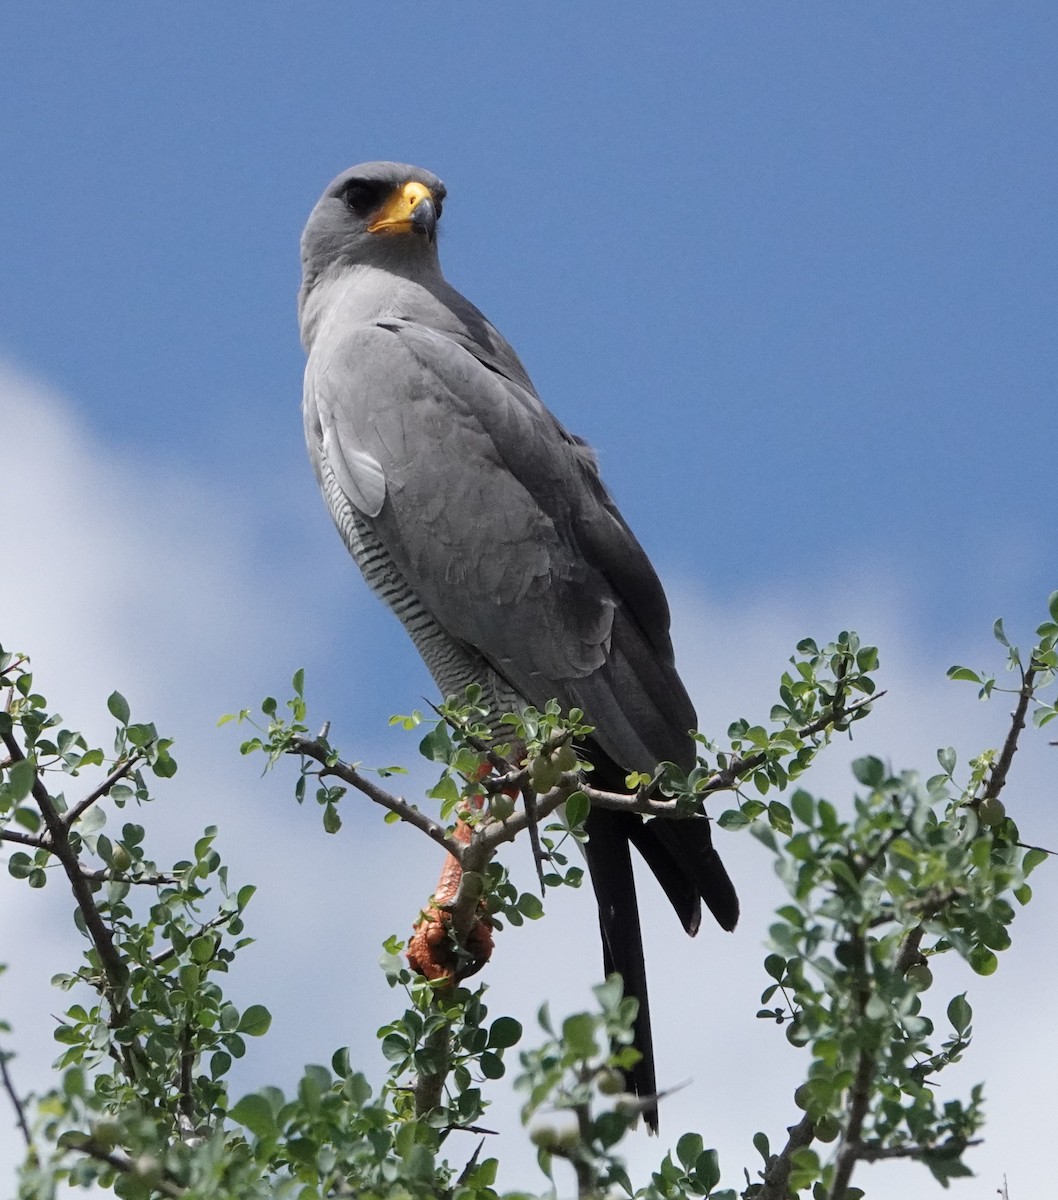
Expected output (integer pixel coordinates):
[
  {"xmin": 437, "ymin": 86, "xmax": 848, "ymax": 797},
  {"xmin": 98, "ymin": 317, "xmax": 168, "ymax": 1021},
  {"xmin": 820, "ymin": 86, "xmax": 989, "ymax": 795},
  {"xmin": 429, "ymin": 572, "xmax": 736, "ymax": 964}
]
[{"xmin": 298, "ymin": 161, "xmax": 739, "ymax": 1128}]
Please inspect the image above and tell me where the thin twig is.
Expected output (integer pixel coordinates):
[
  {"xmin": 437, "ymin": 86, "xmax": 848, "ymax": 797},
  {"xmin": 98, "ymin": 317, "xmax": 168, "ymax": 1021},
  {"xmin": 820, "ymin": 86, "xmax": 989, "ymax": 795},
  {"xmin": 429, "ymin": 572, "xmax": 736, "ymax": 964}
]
[
  {"xmin": 1015, "ymin": 840, "xmax": 1057, "ymax": 857},
  {"xmin": 151, "ymin": 911, "xmax": 232, "ymax": 967},
  {"xmin": 64, "ymin": 1139, "xmax": 184, "ymax": 1198},
  {"xmin": 64, "ymin": 753, "xmax": 145, "ymax": 827},
  {"xmin": 0, "ymin": 1047, "xmax": 34, "ymax": 1151},
  {"xmin": 291, "ymin": 736, "xmax": 463, "ymax": 857},
  {"xmin": 857, "ymin": 1136, "xmax": 981, "ymax": 1162},
  {"xmin": 981, "ymin": 666, "xmax": 1036, "ymax": 803}
]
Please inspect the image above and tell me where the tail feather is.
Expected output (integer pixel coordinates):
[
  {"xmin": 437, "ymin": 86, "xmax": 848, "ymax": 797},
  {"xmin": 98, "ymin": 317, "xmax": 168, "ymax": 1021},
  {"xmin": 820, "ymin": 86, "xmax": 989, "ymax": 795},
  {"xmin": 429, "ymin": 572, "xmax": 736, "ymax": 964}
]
[
  {"xmin": 633, "ymin": 816, "xmax": 740, "ymax": 933},
  {"xmin": 581, "ymin": 758, "xmax": 739, "ymax": 1131},
  {"xmin": 582, "ymin": 807, "xmax": 659, "ymax": 1133}
]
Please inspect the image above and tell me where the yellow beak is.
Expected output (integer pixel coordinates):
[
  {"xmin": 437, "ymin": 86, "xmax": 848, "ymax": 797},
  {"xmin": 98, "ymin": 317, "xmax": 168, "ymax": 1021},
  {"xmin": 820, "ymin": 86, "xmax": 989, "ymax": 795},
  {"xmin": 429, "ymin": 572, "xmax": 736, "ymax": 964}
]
[{"xmin": 367, "ymin": 181, "xmax": 435, "ymax": 236}]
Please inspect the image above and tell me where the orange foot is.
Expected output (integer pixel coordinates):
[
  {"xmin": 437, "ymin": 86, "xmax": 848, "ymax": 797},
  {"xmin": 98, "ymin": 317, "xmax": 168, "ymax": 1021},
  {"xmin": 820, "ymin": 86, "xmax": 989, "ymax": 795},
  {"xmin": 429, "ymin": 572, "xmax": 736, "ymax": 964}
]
[{"xmin": 407, "ymin": 777, "xmax": 497, "ymax": 984}]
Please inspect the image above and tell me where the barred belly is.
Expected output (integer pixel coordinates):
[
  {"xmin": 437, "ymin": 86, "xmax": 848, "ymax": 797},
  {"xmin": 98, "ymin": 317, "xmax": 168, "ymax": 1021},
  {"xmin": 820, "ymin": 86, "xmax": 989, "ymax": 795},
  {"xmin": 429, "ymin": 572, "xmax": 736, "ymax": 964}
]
[{"xmin": 321, "ymin": 459, "xmax": 523, "ymax": 722}]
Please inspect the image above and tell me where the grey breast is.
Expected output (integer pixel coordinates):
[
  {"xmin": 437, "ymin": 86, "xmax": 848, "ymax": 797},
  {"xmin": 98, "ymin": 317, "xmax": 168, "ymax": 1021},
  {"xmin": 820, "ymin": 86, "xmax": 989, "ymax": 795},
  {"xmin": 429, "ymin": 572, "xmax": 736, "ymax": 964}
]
[{"xmin": 316, "ymin": 445, "xmax": 523, "ymax": 720}]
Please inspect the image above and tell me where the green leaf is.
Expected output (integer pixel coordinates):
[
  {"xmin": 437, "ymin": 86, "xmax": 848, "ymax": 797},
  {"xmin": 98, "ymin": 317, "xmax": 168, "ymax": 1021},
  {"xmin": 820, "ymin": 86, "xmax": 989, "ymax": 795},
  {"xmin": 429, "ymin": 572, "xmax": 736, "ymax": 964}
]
[
  {"xmin": 381, "ymin": 1033, "xmax": 409, "ymax": 1062},
  {"xmin": 7, "ymin": 852, "xmax": 32, "ymax": 879},
  {"xmin": 323, "ymin": 803, "xmax": 341, "ymax": 834},
  {"xmin": 230, "ymin": 1093, "xmax": 277, "ymax": 1139},
  {"xmin": 767, "ymin": 801, "xmax": 792, "ymax": 835},
  {"xmin": 851, "ymin": 756, "xmax": 884, "ymax": 787},
  {"xmin": 565, "ymin": 791, "xmax": 590, "ymax": 828},
  {"xmin": 946, "ymin": 666, "xmax": 981, "ymax": 683},
  {"xmin": 947, "ymin": 994, "xmax": 972, "ymax": 1034},
  {"xmin": 676, "ymin": 1132, "xmax": 703, "ymax": 1171},
  {"xmin": 419, "ymin": 725, "xmax": 453, "ymax": 763},
  {"xmin": 1023, "ymin": 848, "xmax": 1048, "ymax": 876},
  {"xmin": 237, "ymin": 1005, "xmax": 272, "ymax": 1037},
  {"xmin": 790, "ymin": 789, "xmax": 814, "ymax": 826},
  {"xmin": 5, "ymin": 759, "xmax": 35, "ymax": 803},
  {"xmin": 993, "ymin": 617, "xmax": 1010, "ymax": 647},
  {"xmin": 562, "ymin": 1013, "xmax": 598, "ymax": 1060},
  {"xmin": 969, "ymin": 945, "xmax": 998, "ymax": 976},
  {"xmin": 1049, "ymin": 590, "xmax": 1058, "ymax": 624},
  {"xmin": 718, "ymin": 809, "xmax": 749, "ymax": 831},
  {"xmin": 764, "ymin": 954, "xmax": 786, "ymax": 982},
  {"xmin": 479, "ymin": 1051, "xmax": 505, "ymax": 1079},
  {"xmin": 487, "ymin": 1016, "xmax": 523, "ymax": 1050},
  {"xmin": 694, "ymin": 1148, "xmax": 721, "ymax": 1191},
  {"xmin": 107, "ymin": 692, "xmax": 130, "ymax": 725},
  {"xmin": 517, "ymin": 893, "xmax": 544, "ymax": 920}
]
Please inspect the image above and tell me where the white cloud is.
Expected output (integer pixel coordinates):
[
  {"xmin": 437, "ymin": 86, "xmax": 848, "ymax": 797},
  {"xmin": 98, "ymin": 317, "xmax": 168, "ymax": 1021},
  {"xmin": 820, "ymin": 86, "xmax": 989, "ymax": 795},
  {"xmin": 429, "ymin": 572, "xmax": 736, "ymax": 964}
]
[{"xmin": 1, "ymin": 364, "xmax": 1054, "ymax": 1196}]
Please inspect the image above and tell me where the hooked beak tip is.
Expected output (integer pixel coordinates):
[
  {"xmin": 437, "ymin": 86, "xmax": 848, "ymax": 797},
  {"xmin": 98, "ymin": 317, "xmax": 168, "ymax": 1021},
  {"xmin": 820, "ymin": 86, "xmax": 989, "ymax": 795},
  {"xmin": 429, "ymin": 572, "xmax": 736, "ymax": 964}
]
[{"xmin": 411, "ymin": 197, "xmax": 438, "ymax": 242}]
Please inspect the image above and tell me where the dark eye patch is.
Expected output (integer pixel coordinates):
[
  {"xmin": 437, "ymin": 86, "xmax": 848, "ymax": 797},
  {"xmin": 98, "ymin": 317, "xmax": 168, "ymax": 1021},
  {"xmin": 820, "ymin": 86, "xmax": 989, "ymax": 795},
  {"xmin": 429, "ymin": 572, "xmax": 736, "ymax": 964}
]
[{"xmin": 340, "ymin": 180, "xmax": 387, "ymax": 216}]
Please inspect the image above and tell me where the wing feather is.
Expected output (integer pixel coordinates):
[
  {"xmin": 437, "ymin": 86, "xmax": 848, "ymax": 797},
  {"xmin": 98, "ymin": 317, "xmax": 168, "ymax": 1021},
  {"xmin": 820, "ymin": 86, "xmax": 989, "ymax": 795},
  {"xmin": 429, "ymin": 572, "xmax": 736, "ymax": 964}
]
[{"xmin": 306, "ymin": 315, "xmax": 695, "ymax": 773}]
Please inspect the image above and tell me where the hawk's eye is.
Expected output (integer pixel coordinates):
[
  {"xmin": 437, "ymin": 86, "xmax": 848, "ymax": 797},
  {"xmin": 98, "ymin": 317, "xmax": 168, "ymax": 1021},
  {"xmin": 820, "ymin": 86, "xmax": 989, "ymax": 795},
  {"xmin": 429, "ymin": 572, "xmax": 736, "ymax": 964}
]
[{"xmin": 341, "ymin": 181, "xmax": 384, "ymax": 216}]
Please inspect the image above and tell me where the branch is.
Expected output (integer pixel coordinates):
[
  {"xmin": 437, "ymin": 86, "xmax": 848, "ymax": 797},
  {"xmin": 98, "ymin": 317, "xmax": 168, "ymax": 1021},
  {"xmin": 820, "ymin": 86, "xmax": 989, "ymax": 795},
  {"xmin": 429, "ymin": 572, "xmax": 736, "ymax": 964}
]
[
  {"xmin": 64, "ymin": 752, "xmax": 145, "ymax": 827},
  {"xmin": 0, "ymin": 1047, "xmax": 33, "ymax": 1152},
  {"xmin": 857, "ymin": 1136, "xmax": 981, "ymax": 1162},
  {"xmin": 413, "ymin": 1024, "xmax": 451, "ymax": 1119},
  {"xmin": 0, "ymin": 827, "xmax": 49, "ymax": 850},
  {"xmin": 79, "ymin": 866, "xmax": 183, "ymax": 886},
  {"xmin": 702, "ymin": 693, "xmax": 882, "ymax": 796},
  {"xmin": 754, "ymin": 1112, "xmax": 815, "ymax": 1200},
  {"xmin": 828, "ymin": 931, "xmax": 875, "ymax": 1199},
  {"xmin": 829, "ymin": 1044, "xmax": 876, "ymax": 1198},
  {"xmin": 981, "ymin": 666, "xmax": 1036, "ymax": 804},
  {"xmin": 291, "ymin": 737, "xmax": 464, "ymax": 858},
  {"xmin": 63, "ymin": 1138, "xmax": 184, "ymax": 1198},
  {"xmin": 151, "ymin": 910, "xmax": 233, "ymax": 967},
  {"xmin": 895, "ymin": 924, "xmax": 927, "ymax": 976},
  {"xmin": 1, "ymin": 730, "xmax": 144, "ymax": 1079}
]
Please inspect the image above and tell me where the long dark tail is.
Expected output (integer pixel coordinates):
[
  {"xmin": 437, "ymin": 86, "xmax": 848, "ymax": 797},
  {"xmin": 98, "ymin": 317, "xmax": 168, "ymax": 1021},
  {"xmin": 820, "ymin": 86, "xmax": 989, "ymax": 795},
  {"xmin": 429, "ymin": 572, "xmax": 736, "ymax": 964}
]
[
  {"xmin": 582, "ymin": 806, "xmax": 660, "ymax": 1131},
  {"xmin": 581, "ymin": 774, "xmax": 739, "ymax": 1131}
]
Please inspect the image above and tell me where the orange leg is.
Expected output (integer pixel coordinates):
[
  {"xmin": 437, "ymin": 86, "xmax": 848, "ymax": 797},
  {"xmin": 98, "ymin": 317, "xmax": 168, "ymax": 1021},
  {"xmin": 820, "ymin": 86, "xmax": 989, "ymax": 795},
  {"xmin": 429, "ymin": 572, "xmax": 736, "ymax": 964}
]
[{"xmin": 407, "ymin": 769, "xmax": 496, "ymax": 984}]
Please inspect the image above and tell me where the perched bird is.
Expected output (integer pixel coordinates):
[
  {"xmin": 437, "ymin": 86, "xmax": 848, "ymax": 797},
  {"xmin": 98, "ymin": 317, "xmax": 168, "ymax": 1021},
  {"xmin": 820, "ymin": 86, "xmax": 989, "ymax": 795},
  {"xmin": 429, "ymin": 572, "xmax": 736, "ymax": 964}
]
[{"xmin": 298, "ymin": 161, "xmax": 739, "ymax": 1128}]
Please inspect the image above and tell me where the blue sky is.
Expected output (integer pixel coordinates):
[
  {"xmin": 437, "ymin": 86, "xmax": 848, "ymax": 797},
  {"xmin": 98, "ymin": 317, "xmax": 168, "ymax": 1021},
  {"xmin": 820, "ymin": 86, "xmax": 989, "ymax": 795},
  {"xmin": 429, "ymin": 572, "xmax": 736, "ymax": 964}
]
[{"xmin": 2, "ymin": 4, "xmax": 1056, "ymax": 1196}]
